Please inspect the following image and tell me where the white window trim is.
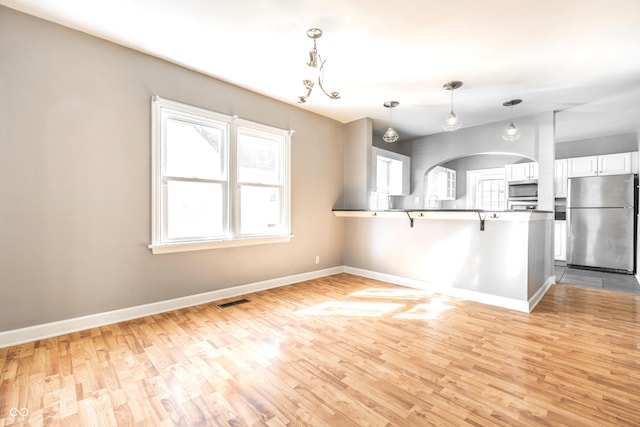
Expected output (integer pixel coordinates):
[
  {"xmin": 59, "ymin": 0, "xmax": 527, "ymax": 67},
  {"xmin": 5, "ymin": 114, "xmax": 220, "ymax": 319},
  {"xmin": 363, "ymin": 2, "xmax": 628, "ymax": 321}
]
[{"xmin": 149, "ymin": 96, "xmax": 293, "ymax": 254}]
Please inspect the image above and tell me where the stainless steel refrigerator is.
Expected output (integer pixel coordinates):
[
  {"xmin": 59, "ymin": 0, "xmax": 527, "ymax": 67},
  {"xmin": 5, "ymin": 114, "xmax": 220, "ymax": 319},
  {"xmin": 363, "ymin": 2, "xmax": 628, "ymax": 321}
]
[{"xmin": 567, "ymin": 174, "xmax": 637, "ymax": 274}]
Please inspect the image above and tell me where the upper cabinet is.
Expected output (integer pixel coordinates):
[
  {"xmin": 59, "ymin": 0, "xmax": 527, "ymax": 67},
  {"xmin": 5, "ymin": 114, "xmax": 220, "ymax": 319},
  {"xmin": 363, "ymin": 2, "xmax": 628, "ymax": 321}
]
[
  {"xmin": 567, "ymin": 155, "xmax": 598, "ymax": 177},
  {"xmin": 554, "ymin": 159, "xmax": 568, "ymax": 198},
  {"xmin": 426, "ymin": 166, "xmax": 456, "ymax": 201},
  {"xmin": 505, "ymin": 161, "xmax": 538, "ymax": 182},
  {"xmin": 598, "ymin": 152, "xmax": 633, "ymax": 176},
  {"xmin": 567, "ymin": 152, "xmax": 632, "ymax": 178}
]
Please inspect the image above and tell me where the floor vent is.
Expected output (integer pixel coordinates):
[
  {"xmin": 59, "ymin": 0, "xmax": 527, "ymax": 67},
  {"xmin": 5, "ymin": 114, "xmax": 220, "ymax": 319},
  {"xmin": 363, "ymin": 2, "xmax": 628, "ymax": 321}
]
[{"xmin": 218, "ymin": 298, "xmax": 250, "ymax": 308}]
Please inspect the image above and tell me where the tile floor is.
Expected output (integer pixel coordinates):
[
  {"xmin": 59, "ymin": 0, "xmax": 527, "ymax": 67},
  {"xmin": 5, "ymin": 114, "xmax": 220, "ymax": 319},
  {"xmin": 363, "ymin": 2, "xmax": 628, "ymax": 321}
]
[{"xmin": 555, "ymin": 261, "xmax": 640, "ymax": 295}]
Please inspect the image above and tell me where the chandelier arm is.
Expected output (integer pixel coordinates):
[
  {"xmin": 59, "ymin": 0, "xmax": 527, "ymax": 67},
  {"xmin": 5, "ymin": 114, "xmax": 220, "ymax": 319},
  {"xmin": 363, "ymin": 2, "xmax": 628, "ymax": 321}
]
[
  {"xmin": 316, "ymin": 58, "xmax": 340, "ymax": 99},
  {"xmin": 298, "ymin": 86, "xmax": 313, "ymax": 104}
]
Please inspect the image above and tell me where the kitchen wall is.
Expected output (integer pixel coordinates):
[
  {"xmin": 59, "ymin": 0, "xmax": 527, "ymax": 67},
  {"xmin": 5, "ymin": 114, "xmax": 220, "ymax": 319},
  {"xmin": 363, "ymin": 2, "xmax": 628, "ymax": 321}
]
[
  {"xmin": 0, "ymin": 6, "xmax": 345, "ymax": 332},
  {"xmin": 396, "ymin": 112, "xmax": 555, "ymax": 211}
]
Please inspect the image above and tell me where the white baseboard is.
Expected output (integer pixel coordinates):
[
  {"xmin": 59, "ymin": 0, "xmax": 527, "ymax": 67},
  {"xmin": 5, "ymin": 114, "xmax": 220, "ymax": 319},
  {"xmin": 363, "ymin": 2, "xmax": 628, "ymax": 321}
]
[
  {"xmin": 344, "ymin": 266, "xmax": 552, "ymax": 313},
  {"xmin": 528, "ymin": 275, "xmax": 556, "ymax": 312},
  {"xmin": 0, "ymin": 266, "xmax": 344, "ymax": 349}
]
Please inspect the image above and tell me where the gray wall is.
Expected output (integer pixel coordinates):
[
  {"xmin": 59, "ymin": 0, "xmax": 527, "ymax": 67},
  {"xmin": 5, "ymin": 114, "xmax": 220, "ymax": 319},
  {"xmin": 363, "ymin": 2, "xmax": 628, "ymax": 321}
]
[
  {"xmin": 396, "ymin": 112, "xmax": 555, "ymax": 211},
  {"xmin": 555, "ymin": 133, "xmax": 637, "ymax": 159},
  {"xmin": 342, "ymin": 118, "xmax": 372, "ymax": 209},
  {"xmin": 0, "ymin": 7, "xmax": 345, "ymax": 332}
]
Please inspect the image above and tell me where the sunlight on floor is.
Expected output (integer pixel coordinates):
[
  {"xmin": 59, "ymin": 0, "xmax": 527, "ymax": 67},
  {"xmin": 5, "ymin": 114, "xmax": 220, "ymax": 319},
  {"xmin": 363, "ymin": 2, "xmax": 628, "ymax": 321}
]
[
  {"xmin": 296, "ymin": 301, "xmax": 404, "ymax": 317},
  {"xmin": 349, "ymin": 287, "xmax": 430, "ymax": 300},
  {"xmin": 255, "ymin": 337, "xmax": 280, "ymax": 360}
]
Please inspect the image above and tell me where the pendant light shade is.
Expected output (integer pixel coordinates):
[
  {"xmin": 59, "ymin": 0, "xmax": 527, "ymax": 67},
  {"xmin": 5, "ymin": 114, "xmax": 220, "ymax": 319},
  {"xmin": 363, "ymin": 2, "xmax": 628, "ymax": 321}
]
[
  {"xmin": 383, "ymin": 101, "xmax": 400, "ymax": 143},
  {"xmin": 502, "ymin": 99, "xmax": 522, "ymax": 141},
  {"xmin": 442, "ymin": 81, "xmax": 463, "ymax": 131}
]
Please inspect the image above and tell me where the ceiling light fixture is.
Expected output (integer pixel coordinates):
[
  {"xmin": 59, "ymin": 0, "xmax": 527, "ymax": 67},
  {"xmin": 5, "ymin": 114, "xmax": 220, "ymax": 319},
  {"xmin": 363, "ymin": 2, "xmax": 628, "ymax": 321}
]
[
  {"xmin": 383, "ymin": 101, "xmax": 400, "ymax": 143},
  {"xmin": 502, "ymin": 99, "xmax": 522, "ymax": 141},
  {"xmin": 297, "ymin": 28, "xmax": 340, "ymax": 104},
  {"xmin": 442, "ymin": 81, "xmax": 463, "ymax": 131}
]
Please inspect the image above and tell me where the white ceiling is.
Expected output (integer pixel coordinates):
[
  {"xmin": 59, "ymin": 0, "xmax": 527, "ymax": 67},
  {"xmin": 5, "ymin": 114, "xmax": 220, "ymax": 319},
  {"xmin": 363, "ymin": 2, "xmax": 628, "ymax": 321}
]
[{"xmin": 3, "ymin": 0, "xmax": 640, "ymax": 142}]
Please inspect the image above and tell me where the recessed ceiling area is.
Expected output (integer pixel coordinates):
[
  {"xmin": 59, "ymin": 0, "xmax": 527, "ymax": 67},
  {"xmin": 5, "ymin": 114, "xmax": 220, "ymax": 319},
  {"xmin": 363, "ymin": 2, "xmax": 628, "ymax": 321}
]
[{"xmin": 3, "ymin": 0, "xmax": 639, "ymax": 142}]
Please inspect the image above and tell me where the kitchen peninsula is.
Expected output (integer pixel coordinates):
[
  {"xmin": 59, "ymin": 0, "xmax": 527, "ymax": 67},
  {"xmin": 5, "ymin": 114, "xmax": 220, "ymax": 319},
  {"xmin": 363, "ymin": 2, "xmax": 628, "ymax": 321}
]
[{"xmin": 334, "ymin": 208, "xmax": 555, "ymax": 312}]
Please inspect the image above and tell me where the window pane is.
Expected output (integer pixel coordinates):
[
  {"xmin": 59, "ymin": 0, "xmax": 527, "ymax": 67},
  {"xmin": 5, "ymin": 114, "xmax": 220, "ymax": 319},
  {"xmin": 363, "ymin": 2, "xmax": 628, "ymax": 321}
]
[
  {"xmin": 167, "ymin": 180, "xmax": 224, "ymax": 240},
  {"xmin": 376, "ymin": 157, "xmax": 390, "ymax": 191},
  {"xmin": 237, "ymin": 131, "xmax": 281, "ymax": 185},
  {"xmin": 239, "ymin": 185, "xmax": 281, "ymax": 235},
  {"xmin": 165, "ymin": 118, "xmax": 225, "ymax": 180},
  {"xmin": 477, "ymin": 178, "xmax": 505, "ymax": 210}
]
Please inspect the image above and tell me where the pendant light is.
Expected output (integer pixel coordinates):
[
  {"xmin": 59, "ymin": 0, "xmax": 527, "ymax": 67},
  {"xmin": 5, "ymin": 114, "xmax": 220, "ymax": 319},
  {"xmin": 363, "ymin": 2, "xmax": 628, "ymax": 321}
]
[
  {"xmin": 442, "ymin": 81, "xmax": 463, "ymax": 131},
  {"xmin": 383, "ymin": 101, "xmax": 400, "ymax": 143},
  {"xmin": 502, "ymin": 99, "xmax": 522, "ymax": 141}
]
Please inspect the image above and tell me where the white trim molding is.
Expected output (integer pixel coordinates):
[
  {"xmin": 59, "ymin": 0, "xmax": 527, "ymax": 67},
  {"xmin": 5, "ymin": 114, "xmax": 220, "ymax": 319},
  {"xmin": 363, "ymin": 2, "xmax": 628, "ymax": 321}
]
[{"xmin": 149, "ymin": 234, "xmax": 294, "ymax": 254}]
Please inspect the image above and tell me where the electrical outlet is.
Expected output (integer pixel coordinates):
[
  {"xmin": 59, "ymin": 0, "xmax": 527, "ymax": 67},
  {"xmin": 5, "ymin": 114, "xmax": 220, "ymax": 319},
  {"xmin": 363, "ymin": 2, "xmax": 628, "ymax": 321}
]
[
  {"xmin": 414, "ymin": 196, "xmax": 420, "ymax": 205},
  {"xmin": 315, "ymin": 256, "xmax": 320, "ymax": 265}
]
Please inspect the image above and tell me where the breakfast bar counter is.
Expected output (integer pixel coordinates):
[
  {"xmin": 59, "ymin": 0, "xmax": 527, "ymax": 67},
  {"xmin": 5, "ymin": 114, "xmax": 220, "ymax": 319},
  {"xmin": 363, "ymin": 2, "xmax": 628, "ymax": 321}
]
[{"xmin": 333, "ymin": 208, "xmax": 555, "ymax": 312}]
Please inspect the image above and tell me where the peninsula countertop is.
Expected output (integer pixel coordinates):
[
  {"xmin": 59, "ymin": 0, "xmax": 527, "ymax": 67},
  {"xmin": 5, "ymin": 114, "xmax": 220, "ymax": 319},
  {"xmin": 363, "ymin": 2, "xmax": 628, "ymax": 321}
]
[{"xmin": 332, "ymin": 208, "xmax": 553, "ymax": 221}]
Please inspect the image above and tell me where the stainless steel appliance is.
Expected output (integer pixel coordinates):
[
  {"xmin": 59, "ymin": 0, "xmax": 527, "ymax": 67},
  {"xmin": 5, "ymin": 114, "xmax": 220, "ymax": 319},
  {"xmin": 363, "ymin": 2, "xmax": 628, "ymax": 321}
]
[
  {"xmin": 508, "ymin": 182, "xmax": 538, "ymax": 199},
  {"xmin": 567, "ymin": 174, "xmax": 637, "ymax": 274}
]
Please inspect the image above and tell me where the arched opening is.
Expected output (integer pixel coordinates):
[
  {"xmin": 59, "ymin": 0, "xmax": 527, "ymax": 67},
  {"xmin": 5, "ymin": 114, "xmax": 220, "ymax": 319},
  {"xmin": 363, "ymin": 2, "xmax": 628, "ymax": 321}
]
[{"xmin": 424, "ymin": 152, "xmax": 533, "ymax": 209}]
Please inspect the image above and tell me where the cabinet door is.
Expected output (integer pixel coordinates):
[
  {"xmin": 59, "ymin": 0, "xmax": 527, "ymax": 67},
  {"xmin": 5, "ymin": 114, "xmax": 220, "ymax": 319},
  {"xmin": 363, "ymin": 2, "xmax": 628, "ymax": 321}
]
[
  {"xmin": 446, "ymin": 169, "xmax": 456, "ymax": 200},
  {"xmin": 554, "ymin": 220, "xmax": 566, "ymax": 261},
  {"xmin": 529, "ymin": 162, "xmax": 539, "ymax": 180},
  {"xmin": 598, "ymin": 152, "xmax": 631, "ymax": 176},
  {"xmin": 554, "ymin": 159, "xmax": 568, "ymax": 198},
  {"xmin": 505, "ymin": 163, "xmax": 531, "ymax": 182},
  {"xmin": 568, "ymin": 156, "xmax": 598, "ymax": 178}
]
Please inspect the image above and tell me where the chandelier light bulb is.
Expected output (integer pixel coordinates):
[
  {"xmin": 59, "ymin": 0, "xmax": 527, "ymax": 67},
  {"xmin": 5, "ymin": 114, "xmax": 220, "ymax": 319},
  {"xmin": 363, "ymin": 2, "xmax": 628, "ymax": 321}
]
[
  {"xmin": 443, "ymin": 111, "xmax": 462, "ymax": 131},
  {"xmin": 503, "ymin": 121, "xmax": 521, "ymax": 141},
  {"xmin": 383, "ymin": 127, "xmax": 399, "ymax": 143}
]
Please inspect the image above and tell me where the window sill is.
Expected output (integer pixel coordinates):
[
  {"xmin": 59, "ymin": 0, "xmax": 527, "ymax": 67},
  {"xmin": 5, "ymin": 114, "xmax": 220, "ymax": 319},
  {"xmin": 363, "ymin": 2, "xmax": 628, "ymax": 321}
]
[{"xmin": 148, "ymin": 234, "xmax": 294, "ymax": 254}]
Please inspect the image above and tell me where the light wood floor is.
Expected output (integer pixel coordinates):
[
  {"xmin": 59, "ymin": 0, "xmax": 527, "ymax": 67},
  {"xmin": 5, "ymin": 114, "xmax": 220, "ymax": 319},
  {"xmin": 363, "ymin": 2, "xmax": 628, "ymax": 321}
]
[{"xmin": 1, "ymin": 273, "xmax": 639, "ymax": 426}]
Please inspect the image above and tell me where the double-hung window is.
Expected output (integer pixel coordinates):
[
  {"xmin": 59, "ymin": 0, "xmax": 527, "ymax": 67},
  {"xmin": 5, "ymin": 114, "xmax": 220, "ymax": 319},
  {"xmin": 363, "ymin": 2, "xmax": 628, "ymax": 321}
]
[{"xmin": 150, "ymin": 96, "xmax": 291, "ymax": 254}]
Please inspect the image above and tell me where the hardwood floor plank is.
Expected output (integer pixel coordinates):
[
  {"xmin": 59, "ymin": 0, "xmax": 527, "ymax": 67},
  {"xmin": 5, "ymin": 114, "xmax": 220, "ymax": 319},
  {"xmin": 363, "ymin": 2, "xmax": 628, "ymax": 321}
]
[{"xmin": 1, "ymin": 275, "xmax": 639, "ymax": 426}]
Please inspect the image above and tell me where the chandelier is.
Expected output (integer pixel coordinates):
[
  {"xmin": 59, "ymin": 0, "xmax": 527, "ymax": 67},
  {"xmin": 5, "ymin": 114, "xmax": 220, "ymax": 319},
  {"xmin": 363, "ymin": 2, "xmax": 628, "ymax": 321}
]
[{"xmin": 298, "ymin": 28, "xmax": 340, "ymax": 104}]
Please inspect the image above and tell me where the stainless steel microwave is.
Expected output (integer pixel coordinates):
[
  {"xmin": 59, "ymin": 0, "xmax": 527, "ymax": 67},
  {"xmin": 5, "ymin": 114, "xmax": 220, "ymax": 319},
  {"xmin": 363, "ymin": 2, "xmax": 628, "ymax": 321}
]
[{"xmin": 508, "ymin": 182, "xmax": 538, "ymax": 199}]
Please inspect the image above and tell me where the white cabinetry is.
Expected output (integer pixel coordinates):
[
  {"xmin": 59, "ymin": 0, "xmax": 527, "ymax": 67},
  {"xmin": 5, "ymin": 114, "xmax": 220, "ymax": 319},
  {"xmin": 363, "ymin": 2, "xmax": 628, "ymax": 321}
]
[
  {"xmin": 426, "ymin": 166, "xmax": 456, "ymax": 202},
  {"xmin": 554, "ymin": 220, "xmax": 566, "ymax": 261},
  {"xmin": 598, "ymin": 152, "xmax": 632, "ymax": 176},
  {"xmin": 506, "ymin": 162, "xmax": 538, "ymax": 182},
  {"xmin": 554, "ymin": 159, "xmax": 568, "ymax": 198},
  {"xmin": 567, "ymin": 152, "xmax": 632, "ymax": 178},
  {"xmin": 567, "ymin": 156, "xmax": 597, "ymax": 177}
]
